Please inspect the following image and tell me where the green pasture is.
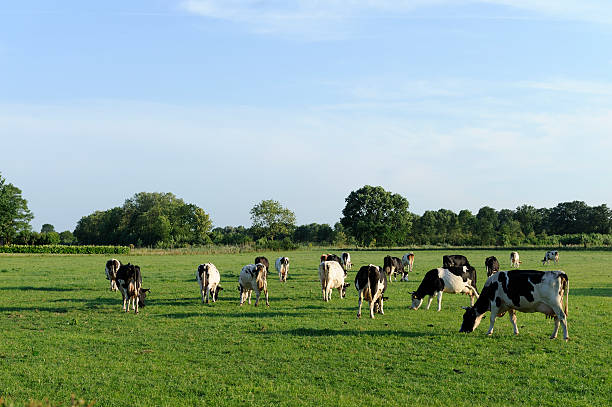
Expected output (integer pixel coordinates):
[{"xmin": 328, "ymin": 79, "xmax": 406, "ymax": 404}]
[{"xmin": 0, "ymin": 250, "xmax": 610, "ymax": 406}]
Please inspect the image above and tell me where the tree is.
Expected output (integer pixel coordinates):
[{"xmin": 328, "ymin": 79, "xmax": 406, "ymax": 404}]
[
  {"xmin": 41, "ymin": 224, "xmax": 55, "ymax": 233},
  {"xmin": 476, "ymin": 206, "xmax": 498, "ymax": 245},
  {"xmin": 250, "ymin": 200, "xmax": 296, "ymax": 241},
  {"xmin": 0, "ymin": 173, "xmax": 33, "ymax": 244},
  {"xmin": 340, "ymin": 185, "xmax": 412, "ymax": 246}
]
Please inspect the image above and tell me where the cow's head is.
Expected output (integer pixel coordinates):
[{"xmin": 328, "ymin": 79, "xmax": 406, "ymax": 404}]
[
  {"xmin": 214, "ymin": 286, "xmax": 223, "ymax": 301},
  {"xmin": 459, "ymin": 306, "xmax": 485, "ymax": 333},
  {"xmin": 410, "ymin": 292, "xmax": 423, "ymax": 310},
  {"xmin": 341, "ymin": 282, "xmax": 350, "ymax": 298},
  {"xmin": 255, "ymin": 263, "xmax": 267, "ymax": 291},
  {"xmin": 138, "ymin": 288, "xmax": 150, "ymax": 308}
]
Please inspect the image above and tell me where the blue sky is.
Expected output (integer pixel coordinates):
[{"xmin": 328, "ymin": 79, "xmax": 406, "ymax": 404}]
[{"xmin": 1, "ymin": 0, "xmax": 611, "ymax": 232}]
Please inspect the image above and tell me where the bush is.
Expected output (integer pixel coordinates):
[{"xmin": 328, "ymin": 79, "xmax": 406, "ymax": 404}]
[{"xmin": 0, "ymin": 245, "xmax": 130, "ymax": 254}]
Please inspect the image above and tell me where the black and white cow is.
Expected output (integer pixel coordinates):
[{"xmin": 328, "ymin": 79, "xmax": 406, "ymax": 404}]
[
  {"xmin": 542, "ymin": 250, "xmax": 559, "ymax": 265},
  {"xmin": 275, "ymin": 256, "xmax": 290, "ymax": 282},
  {"xmin": 410, "ymin": 266, "xmax": 479, "ymax": 311},
  {"xmin": 254, "ymin": 256, "xmax": 270, "ymax": 273},
  {"xmin": 196, "ymin": 263, "xmax": 222, "ymax": 303},
  {"xmin": 355, "ymin": 264, "xmax": 387, "ymax": 318},
  {"xmin": 116, "ymin": 263, "xmax": 149, "ymax": 314},
  {"xmin": 341, "ymin": 252, "xmax": 352, "ymax": 271},
  {"xmin": 238, "ymin": 263, "xmax": 269, "ymax": 307},
  {"xmin": 459, "ymin": 269, "xmax": 569, "ymax": 341},
  {"xmin": 318, "ymin": 261, "xmax": 350, "ymax": 301},
  {"xmin": 485, "ymin": 256, "xmax": 500, "ymax": 277},
  {"xmin": 105, "ymin": 259, "xmax": 121, "ymax": 291},
  {"xmin": 383, "ymin": 255, "xmax": 404, "ymax": 282},
  {"xmin": 401, "ymin": 252, "xmax": 415, "ymax": 281},
  {"xmin": 442, "ymin": 254, "xmax": 471, "ymax": 268},
  {"xmin": 510, "ymin": 251, "xmax": 521, "ymax": 268}
]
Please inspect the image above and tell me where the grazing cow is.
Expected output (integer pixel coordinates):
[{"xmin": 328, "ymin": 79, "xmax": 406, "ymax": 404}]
[
  {"xmin": 238, "ymin": 263, "xmax": 269, "ymax": 307},
  {"xmin": 401, "ymin": 253, "xmax": 415, "ymax": 281},
  {"xmin": 485, "ymin": 256, "xmax": 500, "ymax": 277},
  {"xmin": 196, "ymin": 263, "xmax": 222, "ymax": 304},
  {"xmin": 341, "ymin": 252, "xmax": 352, "ymax": 271},
  {"xmin": 318, "ymin": 261, "xmax": 350, "ymax": 301},
  {"xmin": 510, "ymin": 252, "xmax": 521, "ymax": 268},
  {"xmin": 254, "ymin": 256, "xmax": 270, "ymax": 272},
  {"xmin": 116, "ymin": 263, "xmax": 149, "ymax": 314},
  {"xmin": 542, "ymin": 250, "xmax": 559, "ymax": 265},
  {"xmin": 355, "ymin": 264, "xmax": 387, "ymax": 318},
  {"xmin": 459, "ymin": 269, "xmax": 569, "ymax": 341},
  {"xmin": 442, "ymin": 254, "xmax": 471, "ymax": 268},
  {"xmin": 275, "ymin": 256, "xmax": 290, "ymax": 282},
  {"xmin": 105, "ymin": 259, "xmax": 121, "ymax": 291},
  {"xmin": 383, "ymin": 255, "xmax": 404, "ymax": 282},
  {"xmin": 410, "ymin": 266, "xmax": 479, "ymax": 311}
]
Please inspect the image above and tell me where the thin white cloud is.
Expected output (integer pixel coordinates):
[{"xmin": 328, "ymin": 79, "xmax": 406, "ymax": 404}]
[{"xmin": 518, "ymin": 78, "xmax": 612, "ymax": 96}]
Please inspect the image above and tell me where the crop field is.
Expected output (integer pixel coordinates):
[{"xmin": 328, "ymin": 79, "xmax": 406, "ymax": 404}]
[{"xmin": 0, "ymin": 250, "xmax": 610, "ymax": 406}]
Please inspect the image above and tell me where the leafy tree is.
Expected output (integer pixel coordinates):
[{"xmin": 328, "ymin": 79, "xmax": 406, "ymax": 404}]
[
  {"xmin": 548, "ymin": 201, "xmax": 591, "ymax": 234},
  {"xmin": 41, "ymin": 224, "xmax": 55, "ymax": 233},
  {"xmin": 250, "ymin": 199, "xmax": 296, "ymax": 241},
  {"xmin": 0, "ymin": 173, "xmax": 33, "ymax": 244},
  {"xmin": 59, "ymin": 230, "xmax": 76, "ymax": 245},
  {"xmin": 588, "ymin": 204, "xmax": 612, "ymax": 234},
  {"xmin": 514, "ymin": 205, "xmax": 542, "ymax": 236},
  {"xmin": 340, "ymin": 185, "xmax": 412, "ymax": 246},
  {"xmin": 476, "ymin": 206, "xmax": 498, "ymax": 245}
]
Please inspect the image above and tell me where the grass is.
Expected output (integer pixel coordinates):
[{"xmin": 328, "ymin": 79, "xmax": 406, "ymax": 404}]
[{"xmin": 0, "ymin": 250, "xmax": 610, "ymax": 406}]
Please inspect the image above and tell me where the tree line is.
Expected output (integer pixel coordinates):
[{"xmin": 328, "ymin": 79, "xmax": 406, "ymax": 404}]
[{"xmin": 1, "ymin": 173, "xmax": 610, "ymax": 248}]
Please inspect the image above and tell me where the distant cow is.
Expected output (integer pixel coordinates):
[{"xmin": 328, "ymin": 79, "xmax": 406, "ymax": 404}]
[
  {"xmin": 196, "ymin": 263, "xmax": 222, "ymax": 303},
  {"xmin": 275, "ymin": 256, "xmax": 290, "ymax": 282},
  {"xmin": 410, "ymin": 266, "xmax": 479, "ymax": 311},
  {"xmin": 442, "ymin": 255, "xmax": 471, "ymax": 268},
  {"xmin": 542, "ymin": 250, "xmax": 559, "ymax": 265},
  {"xmin": 383, "ymin": 256, "xmax": 404, "ymax": 282},
  {"xmin": 341, "ymin": 252, "xmax": 352, "ymax": 271},
  {"xmin": 254, "ymin": 256, "xmax": 270, "ymax": 272},
  {"xmin": 459, "ymin": 269, "xmax": 569, "ymax": 341},
  {"xmin": 239, "ymin": 263, "xmax": 269, "ymax": 307},
  {"xmin": 355, "ymin": 264, "xmax": 387, "ymax": 319},
  {"xmin": 105, "ymin": 259, "xmax": 121, "ymax": 291},
  {"xmin": 401, "ymin": 253, "xmax": 415, "ymax": 281},
  {"xmin": 318, "ymin": 261, "xmax": 350, "ymax": 301},
  {"xmin": 116, "ymin": 263, "xmax": 149, "ymax": 314},
  {"xmin": 485, "ymin": 256, "xmax": 500, "ymax": 277},
  {"xmin": 510, "ymin": 252, "xmax": 521, "ymax": 268}
]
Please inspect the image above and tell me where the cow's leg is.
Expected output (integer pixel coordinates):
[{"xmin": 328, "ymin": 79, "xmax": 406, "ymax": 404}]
[
  {"xmin": 122, "ymin": 291, "xmax": 128, "ymax": 312},
  {"xmin": 265, "ymin": 289, "xmax": 269, "ymax": 307},
  {"xmin": 239, "ymin": 290, "xmax": 245, "ymax": 306},
  {"xmin": 426, "ymin": 295, "xmax": 435, "ymax": 310},
  {"xmin": 436, "ymin": 292, "xmax": 443, "ymax": 312},
  {"xmin": 486, "ymin": 305, "xmax": 499, "ymax": 336},
  {"xmin": 357, "ymin": 291, "xmax": 364, "ymax": 318},
  {"xmin": 369, "ymin": 298, "xmax": 376, "ymax": 319},
  {"xmin": 379, "ymin": 296, "xmax": 384, "ymax": 315},
  {"xmin": 247, "ymin": 291, "xmax": 252, "ymax": 305},
  {"xmin": 551, "ymin": 304, "xmax": 568, "ymax": 341},
  {"xmin": 200, "ymin": 286, "xmax": 206, "ymax": 304},
  {"xmin": 508, "ymin": 310, "xmax": 519, "ymax": 335},
  {"xmin": 135, "ymin": 294, "xmax": 139, "ymax": 314}
]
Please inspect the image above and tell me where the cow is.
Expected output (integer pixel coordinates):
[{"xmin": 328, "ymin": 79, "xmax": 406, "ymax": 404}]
[
  {"xmin": 238, "ymin": 263, "xmax": 269, "ymax": 307},
  {"xmin": 116, "ymin": 263, "xmax": 149, "ymax": 314},
  {"xmin": 254, "ymin": 256, "xmax": 270, "ymax": 272},
  {"xmin": 401, "ymin": 252, "xmax": 415, "ymax": 281},
  {"xmin": 105, "ymin": 259, "xmax": 121, "ymax": 291},
  {"xmin": 442, "ymin": 254, "xmax": 471, "ymax": 268},
  {"xmin": 275, "ymin": 256, "xmax": 290, "ymax": 282},
  {"xmin": 341, "ymin": 252, "xmax": 352, "ymax": 271},
  {"xmin": 485, "ymin": 256, "xmax": 500, "ymax": 277},
  {"xmin": 542, "ymin": 250, "xmax": 559, "ymax": 265},
  {"xmin": 321, "ymin": 253, "xmax": 345, "ymax": 275},
  {"xmin": 383, "ymin": 255, "xmax": 404, "ymax": 282},
  {"xmin": 318, "ymin": 261, "xmax": 350, "ymax": 301},
  {"xmin": 459, "ymin": 269, "xmax": 569, "ymax": 341},
  {"xmin": 410, "ymin": 266, "xmax": 479, "ymax": 311},
  {"xmin": 355, "ymin": 264, "xmax": 387, "ymax": 318},
  {"xmin": 510, "ymin": 252, "xmax": 521, "ymax": 268},
  {"xmin": 196, "ymin": 263, "xmax": 222, "ymax": 304}
]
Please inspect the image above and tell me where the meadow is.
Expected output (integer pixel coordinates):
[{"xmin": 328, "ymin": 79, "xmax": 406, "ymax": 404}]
[{"xmin": 0, "ymin": 249, "xmax": 610, "ymax": 406}]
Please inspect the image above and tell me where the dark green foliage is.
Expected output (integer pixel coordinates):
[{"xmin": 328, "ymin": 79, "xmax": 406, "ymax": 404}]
[
  {"xmin": 0, "ymin": 173, "xmax": 33, "ymax": 244},
  {"xmin": 250, "ymin": 199, "xmax": 296, "ymax": 241},
  {"xmin": 0, "ymin": 245, "xmax": 130, "ymax": 254}
]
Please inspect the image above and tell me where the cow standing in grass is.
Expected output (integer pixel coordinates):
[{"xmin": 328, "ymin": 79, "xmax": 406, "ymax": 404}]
[
  {"xmin": 275, "ymin": 256, "xmax": 290, "ymax": 282},
  {"xmin": 355, "ymin": 264, "xmax": 387, "ymax": 319},
  {"xmin": 116, "ymin": 263, "xmax": 149, "ymax": 314},
  {"xmin": 196, "ymin": 263, "xmax": 222, "ymax": 303},
  {"xmin": 485, "ymin": 256, "xmax": 500, "ymax": 277},
  {"xmin": 401, "ymin": 253, "xmax": 415, "ymax": 281},
  {"xmin": 239, "ymin": 263, "xmax": 269, "ymax": 307},
  {"xmin": 318, "ymin": 261, "xmax": 350, "ymax": 301},
  {"xmin": 105, "ymin": 259, "xmax": 121, "ymax": 291},
  {"xmin": 410, "ymin": 266, "xmax": 479, "ymax": 311},
  {"xmin": 383, "ymin": 256, "xmax": 404, "ymax": 282},
  {"xmin": 510, "ymin": 252, "xmax": 521, "ymax": 268},
  {"xmin": 542, "ymin": 250, "xmax": 559, "ymax": 265}
]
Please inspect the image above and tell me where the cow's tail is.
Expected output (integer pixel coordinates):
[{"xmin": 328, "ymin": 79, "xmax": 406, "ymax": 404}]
[{"xmin": 561, "ymin": 273, "xmax": 569, "ymax": 317}]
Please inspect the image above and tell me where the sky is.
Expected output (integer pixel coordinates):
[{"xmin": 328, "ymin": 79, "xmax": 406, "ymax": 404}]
[{"xmin": 1, "ymin": 0, "xmax": 611, "ymax": 233}]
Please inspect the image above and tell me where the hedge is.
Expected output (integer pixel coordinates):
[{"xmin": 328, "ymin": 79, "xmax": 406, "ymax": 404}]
[{"xmin": 0, "ymin": 245, "xmax": 131, "ymax": 254}]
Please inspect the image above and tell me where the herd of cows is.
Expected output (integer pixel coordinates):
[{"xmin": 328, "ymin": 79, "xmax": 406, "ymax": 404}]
[{"xmin": 103, "ymin": 249, "xmax": 568, "ymax": 341}]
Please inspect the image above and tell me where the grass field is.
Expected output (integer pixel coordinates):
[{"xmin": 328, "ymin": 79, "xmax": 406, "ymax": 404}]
[{"xmin": 0, "ymin": 249, "xmax": 610, "ymax": 406}]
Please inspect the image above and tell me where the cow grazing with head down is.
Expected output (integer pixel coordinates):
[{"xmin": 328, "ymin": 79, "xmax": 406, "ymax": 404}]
[
  {"xmin": 196, "ymin": 263, "xmax": 222, "ymax": 303},
  {"xmin": 341, "ymin": 252, "xmax": 352, "ymax": 271},
  {"xmin": 254, "ymin": 256, "xmax": 270, "ymax": 272},
  {"xmin": 459, "ymin": 269, "xmax": 569, "ymax": 341},
  {"xmin": 238, "ymin": 263, "xmax": 269, "ymax": 307},
  {"xmin": 355, "ymin": 264, "xmax": 387, "ymax": 318},
  {"xmin": 410, "ymin": 266, "xmax": 479, "ymax": 311},
  {"xmin": 485, "ymin": 256, "xmax": 500, "ymax": 277},
  {"xmin": 442, "ymin": 254, "xmax": 471, "ymax": 268},
  {"xmin": 318, "ymin": 261, "xmax": 350, "ymax": 301},
  {"xmin": 116, "ymin": 263, "xmax": 149, "ymax": 314},
  {"xmin": 510, "ymin": 252, "xmax": 521, "ymax": 268},
  {"xmin": 542, "ymin": 250, "xmax": 559, "ymax": 265},
  {"xmin": 275, "ymin": 256, "xmax": 290, "ymax": 282},
  {"xmin": 105, "ymin": 259, "xmax": 121, "ymax": 291},
  {"xmin": 383, "ymin": 256, "xmax": 404, "ymax": 282},
  {"xmin": 401, "ymin": 253, "xmax": 415, "ymax": 281}
]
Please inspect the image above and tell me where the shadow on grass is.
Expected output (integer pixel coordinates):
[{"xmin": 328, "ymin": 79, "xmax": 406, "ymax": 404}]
[
  {"xmin": 0, "ymin": 306, "xmax": 69, "ymax": 313},
  {"xmin": 570, "ymin": 287, "xmax": 612, "ymax": 297},
  {"xmin": 254, "ymin": 327, "xmax": 438, "ymax": 338},
  {"xmin": 154, "ymin": 311, "xmax": 306, "ymax": 319},
  {"xmin": 0, "ymin": 286, "xmax": 77, "ymax": 292}
]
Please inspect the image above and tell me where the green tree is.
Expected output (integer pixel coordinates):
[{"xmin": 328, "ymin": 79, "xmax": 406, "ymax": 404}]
[
  {"xmin": 59, "ymin": 230, "xmax": 76, "ymax": 245},
  {"xmin": 250, "ymin": 199, "xmax": 296, "ymax": 241},
  {"xmin": 340, "ymin": 185, "xmax": 412, "ymax": 246},
  {"xmin": 0, "ymin": 173, "xmax": 33, "ymax": 244},
  {"xmin": 41, "ymin": 224, "xmax": 55, "ymax": 233},
  {"xmin": 476, "ymin": 206, "xmax": 498, "ymax": 245},
  {"xmin": 514, "ymin": 205, "xmax": 542, "ymax": 236}
]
